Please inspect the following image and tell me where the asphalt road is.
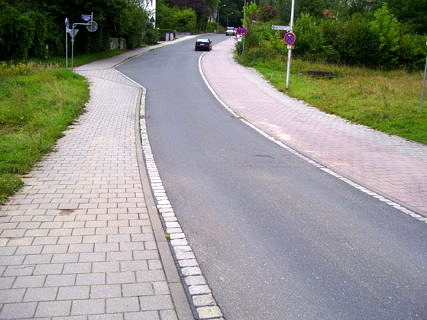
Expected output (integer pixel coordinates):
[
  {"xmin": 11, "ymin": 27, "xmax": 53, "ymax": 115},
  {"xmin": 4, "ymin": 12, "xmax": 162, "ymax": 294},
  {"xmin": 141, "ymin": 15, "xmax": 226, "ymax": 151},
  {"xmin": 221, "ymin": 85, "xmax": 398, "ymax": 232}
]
[{"xmin": 117, "ymin": 35, "xmax": 427, "ymax": 320}]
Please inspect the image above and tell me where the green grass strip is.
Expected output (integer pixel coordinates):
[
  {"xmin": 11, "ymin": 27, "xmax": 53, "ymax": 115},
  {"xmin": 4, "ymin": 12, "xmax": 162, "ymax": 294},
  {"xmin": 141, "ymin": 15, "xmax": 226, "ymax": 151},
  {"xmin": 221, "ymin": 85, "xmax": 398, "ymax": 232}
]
[
  {"xmin": 238, "ymin": 55, "xmax": 427, "ymax": 145},
  {"xmin": 0, "ymin": 63, "xmax": 89, "ymax": 203}
]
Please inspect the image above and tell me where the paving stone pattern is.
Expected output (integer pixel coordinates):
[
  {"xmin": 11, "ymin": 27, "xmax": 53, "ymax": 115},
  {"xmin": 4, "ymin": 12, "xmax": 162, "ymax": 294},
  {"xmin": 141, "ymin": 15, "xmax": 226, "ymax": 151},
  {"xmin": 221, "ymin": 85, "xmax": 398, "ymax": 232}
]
[
  {"xmin": 0, "ymin": 65, "xmax": 179, "ymax": 319},
  {"xmin": 202, "ymin": 38, "xmax": 427, "ymax": 216}
]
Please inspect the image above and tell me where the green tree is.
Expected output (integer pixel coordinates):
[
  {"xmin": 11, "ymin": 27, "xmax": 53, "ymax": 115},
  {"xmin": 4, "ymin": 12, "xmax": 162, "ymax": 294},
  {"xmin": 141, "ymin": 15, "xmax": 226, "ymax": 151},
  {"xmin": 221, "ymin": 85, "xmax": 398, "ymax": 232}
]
[{"xmin": 369, "ymin": 3, "xmax": 400, "ymax": 67}]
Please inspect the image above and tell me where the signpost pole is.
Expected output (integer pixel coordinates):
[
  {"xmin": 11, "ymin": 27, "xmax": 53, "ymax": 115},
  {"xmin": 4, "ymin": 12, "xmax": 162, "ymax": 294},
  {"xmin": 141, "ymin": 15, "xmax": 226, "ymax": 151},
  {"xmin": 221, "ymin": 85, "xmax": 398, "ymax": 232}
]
[
  {"xmin": 65, "ymin": 18, "xmax": 69, "ymax": 68},
  {"xmin": 66, "ymin": 30, "xmax": 68, "ymax": 68},
  {"xmin": 285, "ymin": 0, "xmax": 295, "ymax": 89},
  {"xmin": 420, "ymin": 55, "xmax": 427, "ymax": 112},
  {"xmin": 71, "ymin": 37, "xmax": 74, "ymax": 68}
]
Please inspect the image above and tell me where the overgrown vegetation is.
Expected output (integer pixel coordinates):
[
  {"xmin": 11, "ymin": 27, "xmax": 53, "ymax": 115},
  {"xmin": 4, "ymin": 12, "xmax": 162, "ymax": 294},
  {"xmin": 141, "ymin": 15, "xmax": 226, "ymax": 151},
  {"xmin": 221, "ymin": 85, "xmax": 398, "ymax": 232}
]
[
  {"xmin": 0, "ymin": 62, "xmax": 89, "ymax": 203},
  {"xmin": 236, "ymin": 1, "xmax": 427, "ymax": 144},
  {"xmin": 0, "ymin": 0, "xmax": 155, "ymax": 60}
]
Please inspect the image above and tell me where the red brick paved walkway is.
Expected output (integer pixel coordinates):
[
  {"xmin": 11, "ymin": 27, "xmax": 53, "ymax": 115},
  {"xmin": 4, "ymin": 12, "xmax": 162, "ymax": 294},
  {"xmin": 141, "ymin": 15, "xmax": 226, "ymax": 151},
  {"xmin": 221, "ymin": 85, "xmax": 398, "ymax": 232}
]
[{"xmin": 201, "ymin": 38, "xmax": 427, "ymax": 215}]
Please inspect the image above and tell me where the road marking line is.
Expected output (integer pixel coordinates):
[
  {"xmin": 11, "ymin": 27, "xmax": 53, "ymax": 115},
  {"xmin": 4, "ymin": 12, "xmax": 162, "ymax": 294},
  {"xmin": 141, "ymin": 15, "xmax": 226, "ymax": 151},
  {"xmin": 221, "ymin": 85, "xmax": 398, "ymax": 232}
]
[{"xmin": 198, "ymin": 53, "xmax": 427, "ymax": 225}]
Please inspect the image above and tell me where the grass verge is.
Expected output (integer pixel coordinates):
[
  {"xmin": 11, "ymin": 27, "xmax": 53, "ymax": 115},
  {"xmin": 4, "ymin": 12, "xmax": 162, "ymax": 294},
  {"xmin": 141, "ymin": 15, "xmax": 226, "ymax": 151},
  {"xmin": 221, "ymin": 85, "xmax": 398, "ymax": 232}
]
[
  {"xmin": 237, "ymin": 55, "xmax": 427, "ymax": 145},
  {"xmin": 0, "ymin": 62, "xmax": 89, "ymax": 204}
]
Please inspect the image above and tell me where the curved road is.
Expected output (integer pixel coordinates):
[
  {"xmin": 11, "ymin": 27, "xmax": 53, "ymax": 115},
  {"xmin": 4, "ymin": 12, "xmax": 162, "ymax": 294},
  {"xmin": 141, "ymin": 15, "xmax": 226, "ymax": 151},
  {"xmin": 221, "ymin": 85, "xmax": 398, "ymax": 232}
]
[{"xmin": 117, "ymin": 36, "xmax": 427, "ymax": 319}]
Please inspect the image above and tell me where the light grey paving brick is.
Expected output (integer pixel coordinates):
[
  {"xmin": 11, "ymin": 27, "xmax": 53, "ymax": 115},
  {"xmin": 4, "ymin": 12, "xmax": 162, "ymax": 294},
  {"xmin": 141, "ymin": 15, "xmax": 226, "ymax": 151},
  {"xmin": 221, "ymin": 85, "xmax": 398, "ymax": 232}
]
[
  {"xmin": 1, "ymin": 255, "xmax": 25, "ymax": 266},
  {"xmin": 58, "ymin": 285, "xmax": 90, "ymax": 300},
  {"xmin": 144, "ymin": 242, "xmax": 157, "ymax": 250},
  {"xmin": 106, "ymin": 271, "xmax": 135, "ymax": 284},
  {"xmin": 90, "ymin": 284, "xmax": 121, "ymax": 298},
  {"xmin": 119, "ymin": 242, "xmax": 144, "ymax": 251},
  {"xmin": 33, "ymin": 236, "xmax": 58, "ymax": 245},
  {"xmin": 139, "ymin": 295, "xmax": 173, "ymax": 311},
  {"xmin": 0, "ymin": 246, "xmax": 17, "ymax": 255},
  {"xmin": 0, "ymin": 288, "xmax": 25, "ymax": 303},
  {"xmin": 3, "ymin": 265, "xmax": 34, "ymax": 276},
  {"xmin": 122, "ymin": 283, "xmax": 153, "ymax": 297},
  {"xmin": 1, "ymin": 229, "xmax": 25, "ymax": 238},
  {"xmin": 15, "ymin": 245, "xmax": 42, "ymax": 255},
  {"xmin": 58, "ymin": 236, "xmax": 83, "ymax": 244},
  {"xmin": 62, "ymin": 262, "xmax": 91, "ymax": 274},
  {"xmin": 40, "ymin": 222, "xmax": 63, "ymax": 229},
  {"xmin": 42, "ymin": 244, "xmax": 69, "ymax": 254},
  {"xmin": 96, "ymin": 227, "xmax": 119, "ymax": 235},
  {"xmin": 108, "ymin": 220, "xmax": 129, "ymax": 227},
  {"xmin": 52, "ymin": 253, "xmax": 79, "ymax": 263},
  {"xmin": 94, "ymin": 243, "xmax": 118, "ymax": 252},
  {"xmin": 36, "ymin": 300, "xmax": 72, "ymax": 317},
  {"xmin": 120, "ymin": 260, "xmax": 148, "ymax": 272},
  {"xmin": 49, "ymin": 228, "xmax": 73, "ymax": 237},
  {"xmin": 23, "ymin": 287, "xmax": 58, "ymax": 302},
  {"xmin": 73, "ymin": 228, "xmax": 95, "ymax": 236},
  {"xmin": 106, "ymin": 251, "xmax": 132, "ymax": 262},
  {"xmin": 125, "ymin": 311, "xmax": 159, "ymax": 320},
  {"xmin": 46, "ymin": 274, "xmax": 76, "ymax": 287},
  {"xmin": 93, "ymin": 261, "xmax": 119, "ymax": 273},
  {"xmin": 85, "ymin": 220, "xmax": 107, "ymax": 228},
  {"xmin": 79, "ymin": 252, "xmax": 106, "ymax": 263},
  {"xmin": 0, "ymin": 277, "xmax": 15, "ymax": 289},
  {"xmin": 153, "ymin": 282, "xmax": 170, "ymax": 295},
  {"xmin": 118, "ymin": 227, "xmax": 141, "ymax": 234},
  {"xmin": 13, "ymin": 275, "xmax": 45, "ymax": 288},
  {"xmin": 131, "ymin": 234, "xmax": 154, "ymax": 242},
  {"xmin": 148, "ymin": 260, "xmax": 162, "ymax": 270},
  {"xmin": 83, "ymin": 235, "xmax": 107, "ymax": 244},
  {"xmin": 106, "ymin": 297, "xmax": 139, "ymax": 313},
  {"xmin": 26, "ymin": 229, "xmax": 49, "ymax": 237},
  {"xmin": 68, "ymin": 243, "xmax": 94, "ymax": 253},
  {"xmin": 2, "ymin": 238, "xmax": 31, "ymax": 248},
  {"xmin": 89, "ymin": 313, "xmax": 124, "ymax": 320},
  {"xmin": 53, "ymin": 316, "xmax": 86, "ymax": 320},
  {"xmin": 0, "ymin": 302, "xmax": 37, "ymax": 319},
  {"xmin": 76, "ymin": 273, "xmax": 105, "ymax": 285},
  {"xmin": 136, "ymin": 270, "xmax": 165, "ymax": 282},
  {"xmin": 160, "ymin": 309, "xmax": 178, "ymax": 320},
  {"xmin": 24, "ymin": 253, "xmax": 52, "ymax": 264},
  {"xmin": 133, "ymin": 250, "xmax": 159, "ymax": 260},
  {"xmin": 34, "ymin": 263, "xmax": 63, "ymax": 275},
  {"xmin": 107, "ymin": 234, "xmax": 131, "ymax": 243}
]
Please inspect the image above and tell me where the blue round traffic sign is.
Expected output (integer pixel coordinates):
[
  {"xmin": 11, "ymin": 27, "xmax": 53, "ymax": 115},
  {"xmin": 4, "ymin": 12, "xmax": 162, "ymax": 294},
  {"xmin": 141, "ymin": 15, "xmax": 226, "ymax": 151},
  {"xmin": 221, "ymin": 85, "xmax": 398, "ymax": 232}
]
[{"xmin": 284, "ymin": 32, "xmax": 296, "ymax": 45}]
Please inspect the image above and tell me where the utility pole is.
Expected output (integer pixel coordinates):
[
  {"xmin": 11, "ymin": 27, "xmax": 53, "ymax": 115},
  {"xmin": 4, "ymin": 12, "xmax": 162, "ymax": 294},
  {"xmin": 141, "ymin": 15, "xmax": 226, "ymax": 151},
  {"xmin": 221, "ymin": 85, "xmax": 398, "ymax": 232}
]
[{"xmin": 285, "ymin": 0, "xmax": 295, "ymax": 89}]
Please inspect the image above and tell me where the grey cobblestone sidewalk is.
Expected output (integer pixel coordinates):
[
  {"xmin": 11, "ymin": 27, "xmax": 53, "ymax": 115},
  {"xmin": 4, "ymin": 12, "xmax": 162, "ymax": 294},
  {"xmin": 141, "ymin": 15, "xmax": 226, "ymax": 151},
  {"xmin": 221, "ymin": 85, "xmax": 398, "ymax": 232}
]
[{"xmin": 0, "ymin": 43, "xmax": 194, "ymax": 319}]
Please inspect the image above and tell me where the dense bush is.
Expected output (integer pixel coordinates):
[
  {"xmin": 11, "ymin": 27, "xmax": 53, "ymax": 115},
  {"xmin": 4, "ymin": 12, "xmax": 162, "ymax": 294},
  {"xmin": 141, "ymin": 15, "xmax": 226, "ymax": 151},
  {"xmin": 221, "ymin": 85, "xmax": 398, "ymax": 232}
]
[
  {"xmin": 157, "ymin": 0, "xmax": 197, "ymax": 33},
  {"xmin": 0, "ymin": 0, "xmax": 150, "ymax": 60},
  {"xmin": 240, "ymin": 3, "xmax": 426, "ymax": 70}
]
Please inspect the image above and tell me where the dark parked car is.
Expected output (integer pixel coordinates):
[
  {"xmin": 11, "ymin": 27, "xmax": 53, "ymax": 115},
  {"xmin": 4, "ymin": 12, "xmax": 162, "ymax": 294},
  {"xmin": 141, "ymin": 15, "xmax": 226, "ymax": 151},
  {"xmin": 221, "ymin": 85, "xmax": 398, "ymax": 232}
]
[{"xmin": 195, "ymin": 38, "xmax": 212, "ymax": 51}]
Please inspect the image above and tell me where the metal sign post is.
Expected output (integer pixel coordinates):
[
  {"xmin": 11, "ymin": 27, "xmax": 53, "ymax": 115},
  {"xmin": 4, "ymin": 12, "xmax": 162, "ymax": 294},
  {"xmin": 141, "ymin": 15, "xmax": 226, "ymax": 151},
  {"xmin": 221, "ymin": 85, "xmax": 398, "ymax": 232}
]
[
  {"xmin": 285, "ymin": 0, "xmax": 295, "ymax": 89},
  {"xmin": 420, "ymin": 56, "xmax": 427, "ymax": 112},
  {"xmin": 65, "ymin": 18, "xmax": 69, "ymax": 68},
  {"xmin": 68, "ymin": 28, "xmax": 79, "ymax": 68},
  {"xmin": 65, "ymin": 13, "xmax": 98, "ymax": 68},
  {"xmin": 420, "ymin": 38, "xmax": 427, "ymax": 112}
]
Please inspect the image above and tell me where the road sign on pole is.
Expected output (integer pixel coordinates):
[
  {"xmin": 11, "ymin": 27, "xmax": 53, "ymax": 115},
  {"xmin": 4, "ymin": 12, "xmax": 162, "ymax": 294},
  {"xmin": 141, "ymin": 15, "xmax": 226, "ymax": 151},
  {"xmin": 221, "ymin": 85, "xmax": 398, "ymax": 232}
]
[
  {"xmin": 271, "ymin": 25, "xmax": 291, "ymax": 31},
  {"xmin": 284, "ymin": 32, "xmax": 296, "ymax": 45}
]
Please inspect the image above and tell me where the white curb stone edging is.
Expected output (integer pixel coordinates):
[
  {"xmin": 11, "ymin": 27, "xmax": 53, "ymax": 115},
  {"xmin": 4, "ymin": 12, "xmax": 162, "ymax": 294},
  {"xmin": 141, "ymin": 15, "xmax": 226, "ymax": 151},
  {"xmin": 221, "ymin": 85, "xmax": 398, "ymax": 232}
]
[{"xmin": 137, "ymin": 88, "xmax": 224, "ymax": 319}]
